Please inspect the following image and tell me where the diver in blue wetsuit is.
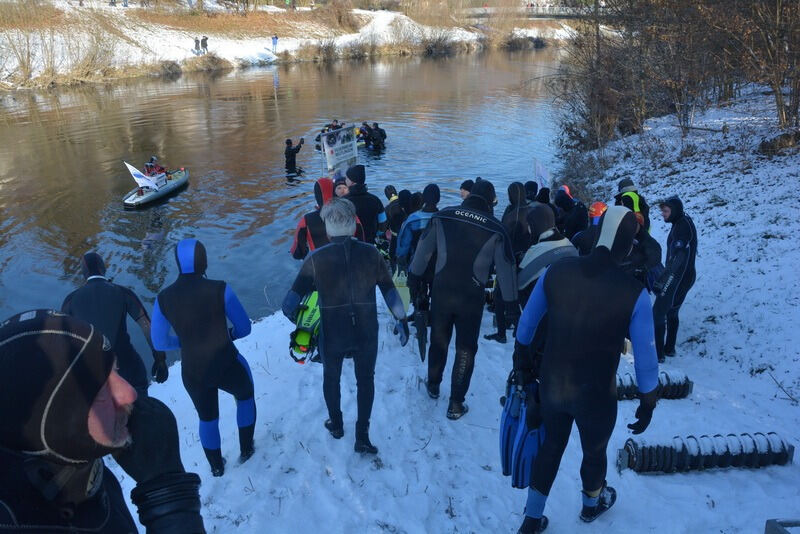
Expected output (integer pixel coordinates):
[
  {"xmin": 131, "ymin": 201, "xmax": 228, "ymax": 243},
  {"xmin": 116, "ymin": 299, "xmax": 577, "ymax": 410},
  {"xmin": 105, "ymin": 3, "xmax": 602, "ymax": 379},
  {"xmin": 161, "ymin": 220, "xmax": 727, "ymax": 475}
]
[
  {"xmin": 512, "ymin": 206, "xmax": 659, "ymax": 533},
  {"xmin": 151, "ymin": 239, "xmax": 256, "ymax": 477}
]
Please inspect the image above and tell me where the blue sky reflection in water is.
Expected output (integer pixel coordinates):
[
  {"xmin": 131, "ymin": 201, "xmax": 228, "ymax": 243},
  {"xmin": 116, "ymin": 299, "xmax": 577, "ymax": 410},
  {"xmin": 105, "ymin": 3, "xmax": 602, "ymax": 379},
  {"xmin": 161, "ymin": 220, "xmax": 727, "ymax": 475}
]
[{"xmin": 0, "ymin": 49, "xmax": 562, "ymax": 357}]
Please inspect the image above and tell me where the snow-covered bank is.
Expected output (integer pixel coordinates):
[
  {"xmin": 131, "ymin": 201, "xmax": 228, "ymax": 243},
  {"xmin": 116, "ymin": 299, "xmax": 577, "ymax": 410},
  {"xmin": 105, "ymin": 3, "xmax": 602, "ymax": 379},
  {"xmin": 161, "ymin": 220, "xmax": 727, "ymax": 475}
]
[
  {"xmin": 0, "ymin": 1, "xmax": 573, "ymax": 89},
  {"xmin": 105, "ymin": 92, "xmax": 799, "ymax": 533}
]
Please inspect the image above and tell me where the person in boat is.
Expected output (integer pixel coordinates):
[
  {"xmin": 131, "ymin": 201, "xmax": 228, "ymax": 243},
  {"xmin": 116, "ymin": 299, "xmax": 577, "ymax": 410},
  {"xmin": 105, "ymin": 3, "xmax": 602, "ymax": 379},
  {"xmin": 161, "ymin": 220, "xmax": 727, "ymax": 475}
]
[{"xmin": 144, "ymin": 156, "xmax": 166, "ymax": 177}]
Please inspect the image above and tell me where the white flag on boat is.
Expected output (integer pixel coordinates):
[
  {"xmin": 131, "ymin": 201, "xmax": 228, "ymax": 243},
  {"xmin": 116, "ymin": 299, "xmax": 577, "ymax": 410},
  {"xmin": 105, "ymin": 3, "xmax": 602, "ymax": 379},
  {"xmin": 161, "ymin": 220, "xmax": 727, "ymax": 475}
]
[
  {"xmin": 124, "ymin": 161, "xmax": 159, "ymax": 190},
  {"xmin": 533, "ymin": 158, "xmax": 551, "ymax": 188}
]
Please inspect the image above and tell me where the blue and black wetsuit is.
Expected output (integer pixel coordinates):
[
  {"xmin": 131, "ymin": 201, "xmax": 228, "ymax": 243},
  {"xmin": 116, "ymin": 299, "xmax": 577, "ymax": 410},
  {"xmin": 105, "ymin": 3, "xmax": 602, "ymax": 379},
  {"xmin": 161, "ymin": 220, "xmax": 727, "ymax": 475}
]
[
  {"xmin": 515, "ymin": 207, "xmax": 659, "ymax": 520},
  {"xmin": 151, "ymin": 239, "xmax": 255, "ymax": 474},
  {"xmin": 653, "ymin": 196, "xmax": 697, "ymax": 359}
]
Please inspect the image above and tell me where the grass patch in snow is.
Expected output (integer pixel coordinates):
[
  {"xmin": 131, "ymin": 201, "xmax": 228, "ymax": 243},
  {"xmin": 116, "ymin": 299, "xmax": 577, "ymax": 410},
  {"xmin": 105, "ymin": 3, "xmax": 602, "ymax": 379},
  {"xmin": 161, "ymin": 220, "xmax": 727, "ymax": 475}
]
[
  {"xmin": 0, "ymin": 1, "xmax": 65, "ymax": 31},
  {"xmin": 130, "ymin": 4, "xmax": 360, "ymax": 38},
  {"xmin": 182, "ymin": 52, "xmax": 232, "ymax": 72}
]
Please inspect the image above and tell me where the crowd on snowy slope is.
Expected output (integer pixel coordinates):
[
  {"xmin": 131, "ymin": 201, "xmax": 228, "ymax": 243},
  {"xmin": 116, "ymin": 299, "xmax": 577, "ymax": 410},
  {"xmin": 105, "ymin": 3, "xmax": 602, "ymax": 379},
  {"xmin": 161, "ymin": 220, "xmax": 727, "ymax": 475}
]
[{"xmin": 0, "ymin": 156, "xmax": 696, "ymax": 533}]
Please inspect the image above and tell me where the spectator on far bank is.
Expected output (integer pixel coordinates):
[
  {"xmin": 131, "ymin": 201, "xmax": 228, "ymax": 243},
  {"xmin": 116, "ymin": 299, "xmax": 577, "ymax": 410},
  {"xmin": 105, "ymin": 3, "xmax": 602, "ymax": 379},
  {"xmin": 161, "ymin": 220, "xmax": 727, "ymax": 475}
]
[
  {"xmin": 194, "ymin": 37, "xmax": 201, "ymax": 56},
  {"xmin": 272, "ymin": 35, "xmax": 279, "ymax": 53},
  {"xmin": 201, "ymin": 36, "xmax": 208, "ymax": 55}
]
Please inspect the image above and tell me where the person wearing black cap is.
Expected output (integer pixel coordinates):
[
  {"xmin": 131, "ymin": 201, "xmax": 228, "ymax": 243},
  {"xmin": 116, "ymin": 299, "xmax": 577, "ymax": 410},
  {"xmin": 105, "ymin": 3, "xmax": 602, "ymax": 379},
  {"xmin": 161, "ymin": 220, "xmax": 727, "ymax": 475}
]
[
  {"xmin": 485, "ymin": 182, "xmax": 534, "ymax": 343},
  {"xmin": 524, "ymin": 181, "xmax": 538, "ymax": 203},
  {"xmin": 291, "ymin": 178, "xmax": 365, "ymax": 260},
  {"xmin": 397, "ymin": 184, "xmax": 441, "ymax": 346},
  {"xmin": 61, "ymin": 252, "xmax": 167, "ymax": 396},
  {"xmin": 513, "ymin": 206, "xmax": 659, "ymax": 533},
  {"xmin": 151, "ymin": 239, "xmax": 256, "ymax": 477},
  {"xmin": 282, "ymin": 198, "xmax": 409, "ymax": 455},
  {"xmin": 460, "ymin": 179, "xmax": 474, "ymax": 200},
  {"xmin": 369, "ymin": 122, "xmax": 386, "ymax": 150},
  {"xmin": 285, "ymin": 137, "xmax": 304, "ymax": 174},
  {"xmin": 614, "ymin": 178, "xmax": 651, "ymax": 232},
  {"xmin": 408, "ymin": 179, "xmax": 519, "ymax": 420},
  {"xmin": 553, "ymin": 185, "xmax": 589, "ymax": 240},
  {"xmin": 384, "ymin": 186, "xmax": 411, "ymax": 271},
  {"xmin": 344, "ymin": 164, "xmax": 387, "ymax": 243},
  {"xmin": 652, "ymin": 196, "xmax": 697, "ymax": 362},
  {"xmin": 0, "ymin": 309, "xmax": 205, "ymax": 533}
]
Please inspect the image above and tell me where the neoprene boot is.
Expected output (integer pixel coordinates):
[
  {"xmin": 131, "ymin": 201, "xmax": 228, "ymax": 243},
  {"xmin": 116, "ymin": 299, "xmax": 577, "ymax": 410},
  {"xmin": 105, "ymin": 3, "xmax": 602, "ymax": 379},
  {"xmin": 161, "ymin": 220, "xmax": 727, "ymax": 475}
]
[
  {"xmin": 447, "ymin": 400, "xmax": 469, "ymax": 420},
  {"xmin": 484, "ymin": 332, "xmax": 507, "ymax": 344},
  {"xmin": 518, "ymin": 515, "xmax": 548, "ymax": 533},
  {"xmin": 238, "ymin": 423, "xmax": 255, "ymax": 463},
  {"xmin": 354, "ymin": 421, "xmax": 378, "ymax": 454},
  {"xmin": 325, "ymin": 417, "xmax": 344, "ymax": 439},
  {"xmin": 426, "ymin": 380, "xmax": 440, "ymax": 399},
  {"xmin": 580, "ymin": 483, "xmax": 616, "ymax": 522},
  {"xmin": 203, "ymin": 448, "xmax": 225, "ymax": 477}
]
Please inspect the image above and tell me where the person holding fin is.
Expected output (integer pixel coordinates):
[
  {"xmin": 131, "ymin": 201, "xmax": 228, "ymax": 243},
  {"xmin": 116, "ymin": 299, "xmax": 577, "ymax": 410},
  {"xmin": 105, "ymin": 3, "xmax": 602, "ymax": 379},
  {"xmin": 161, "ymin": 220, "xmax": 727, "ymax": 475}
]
[
  {"xmin": 62, "ymin": 252, "xmax": 168, "ymax": 396},
  {"xmin": 510, "ymin": 206, "xmax": 659, "ymax": 533},
  {"xmin": 151, "ymin": 239, "xmax": 256, "ymax": 477},
  {"xmin": 282, "ymin": 198, "xmax": 409, "ymax": 455}
]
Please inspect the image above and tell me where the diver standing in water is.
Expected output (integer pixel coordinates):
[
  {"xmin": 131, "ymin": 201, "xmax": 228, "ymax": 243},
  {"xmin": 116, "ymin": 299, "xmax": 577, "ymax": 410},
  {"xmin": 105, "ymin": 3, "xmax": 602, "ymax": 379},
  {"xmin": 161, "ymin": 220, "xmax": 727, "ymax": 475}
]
[{"xmin": 285, "ymin": 137, "xmax": 304, "ymax": 175}]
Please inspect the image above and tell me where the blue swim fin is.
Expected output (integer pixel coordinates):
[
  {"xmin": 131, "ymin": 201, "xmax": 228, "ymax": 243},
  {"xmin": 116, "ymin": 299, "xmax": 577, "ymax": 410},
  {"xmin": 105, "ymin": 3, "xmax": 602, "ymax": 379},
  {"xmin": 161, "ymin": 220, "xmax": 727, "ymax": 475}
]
[
  {"xmin": 511, "ymin": 384, "xmax": 546, "ymax": 489},
  {"xmin": 499, "ymin": 376, "xmax": 523, "ymax": 477}
]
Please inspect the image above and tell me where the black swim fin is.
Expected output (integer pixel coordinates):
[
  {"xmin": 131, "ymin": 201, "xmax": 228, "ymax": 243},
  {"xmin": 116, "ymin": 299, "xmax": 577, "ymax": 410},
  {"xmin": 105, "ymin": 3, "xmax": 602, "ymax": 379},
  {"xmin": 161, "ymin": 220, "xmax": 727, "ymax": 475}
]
[{"xmin": 414, "ymin": 310, "xmax": 428, "ymax": 361}]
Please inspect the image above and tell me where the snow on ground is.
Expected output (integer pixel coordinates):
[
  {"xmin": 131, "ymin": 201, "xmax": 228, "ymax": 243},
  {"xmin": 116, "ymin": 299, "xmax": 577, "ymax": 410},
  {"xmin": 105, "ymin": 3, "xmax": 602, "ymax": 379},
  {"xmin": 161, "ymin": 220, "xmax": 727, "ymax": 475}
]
[
  {"xmin": 0, "ymin": 3, "xmax": 483, "ymax": 86},
  {"xmin": 512, "ymin": 24, "xmax": 574, "ymax": 41},
  {"xmin": 107, "ymin": 92, "xmax": 800, "ymax": 533}
]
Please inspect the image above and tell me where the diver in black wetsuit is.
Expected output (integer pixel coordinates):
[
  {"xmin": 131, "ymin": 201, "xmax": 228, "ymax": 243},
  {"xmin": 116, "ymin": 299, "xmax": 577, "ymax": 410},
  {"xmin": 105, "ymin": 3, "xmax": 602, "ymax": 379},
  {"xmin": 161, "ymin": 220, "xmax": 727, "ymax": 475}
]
[
  {"xmin": 0, "ymin": 310, "xmax": 204, "ymax": 534},
  {"xmin": 653, "ymin": 196, "xmax": 697, "ymax": 361},
  {"xmin": 369, "ymin": 122, "xmax": 387, "ymax": 150},
  {"xmin": 486, "ymin": 182, "xmax": 533, "ymax": 344},
  {"xmin": 151, "ymin": 239, "xmax": 256, "ymax": 477},
  {"xmin": 61, "ymin": 252, "xmax": 168, "ymax": 396},
  {"xmin": 513, "ymin": 206, "xmax": 659, "ymax": 533},
  {"xmin": 285, "ymin": 137, "xmax": 304, "ymax": 174},
  {"xmin": 282, "ymin": 198, "xmax": 409, "ymax": 455},
  {"xmin": 409, "ymin": 179, "xmax": 519, "ymax": 420},
  {"xmin": 553, "ymin": 185, "xmax": 588, "ymax": 240}
]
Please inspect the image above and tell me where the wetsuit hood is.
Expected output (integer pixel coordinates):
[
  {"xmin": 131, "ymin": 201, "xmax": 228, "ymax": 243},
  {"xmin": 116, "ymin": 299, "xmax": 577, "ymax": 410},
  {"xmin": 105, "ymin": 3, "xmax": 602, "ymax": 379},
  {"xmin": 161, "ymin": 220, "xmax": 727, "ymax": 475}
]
[
  {"xmin": 527, "ymin": 202, "xmax": 556, "ymax": 243},
  {"xmin": 80, "ymin": 252, "xmax": 106, "ymax": 279},
  {"xmin": 175, "ymin": 238, "xmax": 208, "ymax": 275},
  {"xmin": 464, "ymin": 180, "xmax": 496, "ymax": 215},
  {"xmin": 661, "ymin": 195, "xmax": 684, "ymax": 223},
  {"xmin": 536, "ymin": 187, "xmax": 551, "ymax": 204},
  {"xmin": 314, "ymin": 178, "xmax": 334, "ymax": 208},
  {"xmin": 410, "ymin": 192, "xmax": 423, "ymax": 213},
  {"xmin": 398, "ymin": 190, "xmax": 412, "ymax": 214},
  {"xmin": 554, "ymin": 189, "xmax": 574, "ymax": 211},
  {"xmin": 524, "ymin": 181, "xmax": 538, "ymax": 202},
  {"xmin": 508, "ymin": 182, "xmax": 528, "ymax": 207},
  {"xmin": 346, "ymin": 164, "xmax": 366, "ymax": 185},
  {"xmin": 384, "ymin": 185, "xmax": 397, "ymax": 201},
  {"xmin": 422, "ymin": 183, "xmax": 440, "ymax": 210},
  {"xmin": 0, "ymin": 310, "xmax": 117, "ymax": 464},
  {"xmin": 595, "ymin": 205, "xmax": 639, "ymax": 263}
]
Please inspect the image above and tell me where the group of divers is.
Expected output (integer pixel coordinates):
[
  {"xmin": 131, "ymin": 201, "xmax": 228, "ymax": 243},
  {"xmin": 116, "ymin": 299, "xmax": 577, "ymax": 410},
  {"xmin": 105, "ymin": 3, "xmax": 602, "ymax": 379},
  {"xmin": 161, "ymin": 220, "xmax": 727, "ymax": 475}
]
[{"xmin": 0, "ymin": 159, "xmax": 697, "ymax": 533}]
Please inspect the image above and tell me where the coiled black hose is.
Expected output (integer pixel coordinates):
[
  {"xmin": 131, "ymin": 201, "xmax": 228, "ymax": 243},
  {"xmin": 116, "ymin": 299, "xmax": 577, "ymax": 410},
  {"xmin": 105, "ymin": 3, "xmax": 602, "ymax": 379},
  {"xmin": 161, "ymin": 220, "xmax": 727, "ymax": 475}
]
[
  {"xmin": 617, "ymin": 432, "xmax": 795, "ymax": 474},
  {"xmin": 617, "ymin": 371, "xmax": 693, "ymax": 400}
]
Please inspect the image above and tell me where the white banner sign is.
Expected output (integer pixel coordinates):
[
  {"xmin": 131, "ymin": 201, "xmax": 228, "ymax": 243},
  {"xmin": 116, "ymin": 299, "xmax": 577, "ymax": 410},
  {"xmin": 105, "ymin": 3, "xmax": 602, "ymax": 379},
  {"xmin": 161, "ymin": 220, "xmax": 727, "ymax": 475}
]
[
  {"xmin": 124, "ymin": 161, "xmax": 159, "ymax": 190},
  {"xmin": 321, "ymin": 127, "xmax": 358, "ymax": 173}
]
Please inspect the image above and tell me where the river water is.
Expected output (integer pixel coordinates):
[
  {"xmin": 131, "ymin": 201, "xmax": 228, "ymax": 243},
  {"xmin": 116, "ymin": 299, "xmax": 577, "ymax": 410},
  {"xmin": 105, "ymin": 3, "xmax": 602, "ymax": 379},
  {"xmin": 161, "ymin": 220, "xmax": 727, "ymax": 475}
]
[{"xmin": 0, "ymin": 49, "xmax": 561, "ymax": 356}]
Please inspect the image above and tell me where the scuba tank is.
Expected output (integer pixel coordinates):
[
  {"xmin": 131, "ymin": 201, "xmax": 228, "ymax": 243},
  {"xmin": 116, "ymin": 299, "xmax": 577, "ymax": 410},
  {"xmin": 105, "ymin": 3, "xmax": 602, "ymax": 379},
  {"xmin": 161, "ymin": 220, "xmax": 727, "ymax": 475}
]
[{"xmin": 289, "ymin": 291, "xmax": 321, "ymax": 364}]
